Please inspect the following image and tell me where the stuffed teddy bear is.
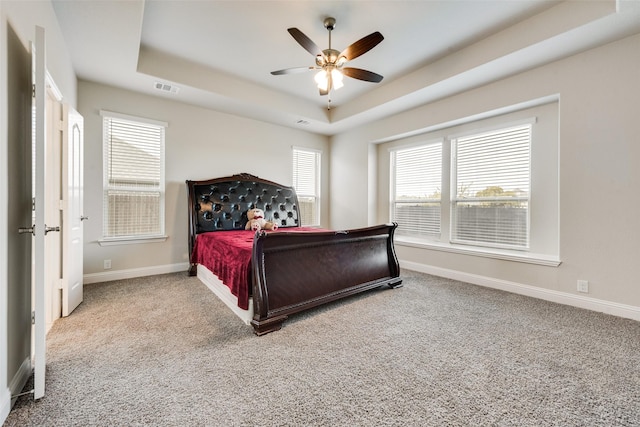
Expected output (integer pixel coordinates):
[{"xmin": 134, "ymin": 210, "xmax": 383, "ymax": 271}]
[{"xmin": 245, "ymin": 208, "xmax": 278, "ymax": 232}]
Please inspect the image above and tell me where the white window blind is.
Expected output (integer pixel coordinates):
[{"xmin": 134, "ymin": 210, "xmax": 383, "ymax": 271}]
[
  {"xmin": 391, "ymin": 142, "xmax": 442, "ymax": 237},
  {"xmin": 451, "ymin": 123, "xmax": 531, "ymax": 249},
  {"xmin": 102, "ymin": 112, "xmax": 166, "ymax": 239},
  {"xmin": 292, "ymin": 147, "xmax": 321, "ymax": 226}
]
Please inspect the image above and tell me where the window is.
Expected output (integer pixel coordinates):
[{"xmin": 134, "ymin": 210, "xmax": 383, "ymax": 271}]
[
  {"xmin": 387, "ymin": 100, "xmax": 559, "ymax": 262},
  {"xmin": 391, "ymin": 142, "xmax": 442, "ymax": 237},
  {"xmin": 102, "ymin": 111, "xmax": 166, "ymax": 241},
  {"xmin": 451, "ymin": 124, "xmax": 531, "ymax": 249},
  {"xmin": 292, "ymin": 147, "xmax": 321, "ymax": 226}
]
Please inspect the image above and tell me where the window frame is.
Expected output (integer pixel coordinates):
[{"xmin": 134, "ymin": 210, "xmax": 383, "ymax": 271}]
[
  {"xmin": 449, "ymin": 121, "xmax": 533, "ymax": 251},
  {"xmin": 386, "ymin": 100, "xmax": 560, "ymax": 266},
  {"xmin": 99, "ymin": 110, "xmax": 168, "ymax": 245},
  {"xmin": 390, "ymin": 139, "xmax": 443, "ymax": 239},
  {"xmin": 292, "ymin": 146, "xmax": 321, "ymax": 227}
]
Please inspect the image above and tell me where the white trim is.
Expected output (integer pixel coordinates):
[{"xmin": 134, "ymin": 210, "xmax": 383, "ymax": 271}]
[
  {"xmin": 98, "ymin": 235, "xmax": 168, "ymax": 246},
  {"xmin": 0, "ymin": 357, "xmax": 31, "ymax": 425},
  {"xmin": 387, "ymin": 136, "xmax": 443, "ymax": 152},
  {"xmin": 197, "ymin": 264, "xmax": 253, "ymax": 325},
  {"xmin": 1, "ymin": 356, "xmax": 31, "ymax": 420},
  {"xmin": 447, "ymin": 116, "xmax": 536, "ymax": 140},
  {"xmin": 99, "ymin": 110, "xmax": 168, "ymax": 128},
  {"xmin": 0, "ymin": 387, "xmax": 10, "ymax": 427},
  {"xmin": 291, "ymin": 145, "xmax": 322, "ymax": 154},
  {"xmin": 8, "ymin": 357, "xmax": 31, "ymax": 398},
  {"xmin": 83, "ymin": 262, "xmax": 189, "ymax": 284},
  {"xmin": 401, "ymin": 260, "xmax": 640, "ymax": 322},
  {"xmin": 397, "ymin": 237, "xmax": 561, "ymax": 266},
  {"xmin": 45, "ymin": 70, "xmax": 63, "ymax": 102}
]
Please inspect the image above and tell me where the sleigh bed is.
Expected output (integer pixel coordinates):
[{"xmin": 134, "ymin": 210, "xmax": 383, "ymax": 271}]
[{"xmin": 186, "ymin": 173, "xmax": 402, "ymax": 335}]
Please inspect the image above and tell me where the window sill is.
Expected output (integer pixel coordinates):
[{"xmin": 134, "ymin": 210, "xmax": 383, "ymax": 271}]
[
  {"xmin": 98, "ymin": 235, "xmax": 168, "ymax": 246},
  {"xmin": 395, "ymin": 236, "xmax": 561, "ymax": 267}
]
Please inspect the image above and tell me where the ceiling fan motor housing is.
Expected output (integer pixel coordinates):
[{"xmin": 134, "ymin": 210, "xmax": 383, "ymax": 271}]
[
  {"xmin": 316, "ymin": 49, "xmax": 343, "ymax": 67},
  {"xmin": 323, "ymin": 17, "xmax": 336, "ymax": 31}
]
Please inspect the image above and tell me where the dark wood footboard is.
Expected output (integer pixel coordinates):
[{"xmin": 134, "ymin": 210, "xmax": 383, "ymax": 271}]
[{"xmin": 250, "ymin": 223, "xmax": 402, "ymax": 335}]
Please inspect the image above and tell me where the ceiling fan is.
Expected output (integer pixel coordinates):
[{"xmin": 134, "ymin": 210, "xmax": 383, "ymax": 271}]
[{"xmin": 271, "ymin": 17, "xmax": 384, "ymax": 102}]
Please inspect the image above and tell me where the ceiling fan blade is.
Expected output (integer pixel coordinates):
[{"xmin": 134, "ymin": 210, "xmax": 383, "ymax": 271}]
[
  {"xmin": 342, "ymin": 67, "xmax": 384, "ymax": 83},
  {"xmin": 271, "ymin": 67, "xmax": 315, "ymax": 75},
  {"xmin": 339, "ymin": 31, "xmax": 384, "ymax": 61},
  {"xmin": 287, "ymin": 28, "xmax": 324, "ymax": 57}
]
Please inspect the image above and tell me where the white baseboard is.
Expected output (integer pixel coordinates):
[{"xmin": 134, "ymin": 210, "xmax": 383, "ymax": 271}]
[
  {"xmin": 1, "ymin": 356, "xmax": 32, "ymax": 424},
  {"xmin": 0, "ymin": 387, "xmax": 10, "ymax": 427},
  {"xmin": 401, "ymin": 260, "xmax": 640, "ymax": 322},
  {"xmin": 83, "ymin": 262, "xmax": 190, "ymax": 284}
]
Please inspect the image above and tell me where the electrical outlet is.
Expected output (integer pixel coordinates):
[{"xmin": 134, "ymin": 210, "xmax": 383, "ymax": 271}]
[
  {"xmin": 577, "ymin": 279, "xmax": 589, "ymax": 293},
  {"xmin": 104, "ymin": 259, "xmax": 112, "ymax": 270}
]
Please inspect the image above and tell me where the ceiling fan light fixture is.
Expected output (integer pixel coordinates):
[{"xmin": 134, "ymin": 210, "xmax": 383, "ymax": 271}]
[
  {"xmin": 331, "ymin": 69, "xmax": 344, "ymax": 89},
  {"xmin": 272, "ymin": 17, "xmax": 384, "ymax": 97},
  {"xmin": 315, "ymin": 70, "xmax": 328, "ymax": 91}
]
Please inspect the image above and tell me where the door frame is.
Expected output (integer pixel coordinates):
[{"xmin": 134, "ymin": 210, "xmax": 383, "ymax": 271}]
[
  {"xmin": 33, "ymin": 24, "xmax": 46, "ymax": 401},
  {"xmin": 44, "ymin": 76, "xmax": 63, "ymax": 330}
]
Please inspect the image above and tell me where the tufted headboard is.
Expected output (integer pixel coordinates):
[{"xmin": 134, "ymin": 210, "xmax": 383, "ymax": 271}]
[{"xmin": 186, "ymin": 173, "xmax": 300, "ymax": 259}]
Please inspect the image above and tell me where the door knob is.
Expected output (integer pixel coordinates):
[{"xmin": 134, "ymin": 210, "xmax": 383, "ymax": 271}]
[
  {"xmin": 44, "ymin": 225, "xmax": 60, "ymax": 235},
  {"xmin": 18, "ymin": 225, "xmax": 35, "ymax": 235}
]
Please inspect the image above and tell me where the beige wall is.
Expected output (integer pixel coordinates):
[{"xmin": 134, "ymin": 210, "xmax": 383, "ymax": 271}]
[
  {"xmin": 330, "ymin": 33, "xmax": 640, "ymax": 310},
  {"xmin": 79, "ymin": 81, "xmax": 330, "ymax": 277}
]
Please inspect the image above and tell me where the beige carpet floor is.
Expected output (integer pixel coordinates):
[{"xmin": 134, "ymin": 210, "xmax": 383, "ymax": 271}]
[{"xmin": 5, "ymin": 270, "xmax": 640, "ymax": 426}]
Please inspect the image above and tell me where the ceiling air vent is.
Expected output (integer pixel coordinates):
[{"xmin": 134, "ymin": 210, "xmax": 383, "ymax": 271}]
[{"xmin": 154, "ymin": 82, "xmax": 180, "ymax": 94}]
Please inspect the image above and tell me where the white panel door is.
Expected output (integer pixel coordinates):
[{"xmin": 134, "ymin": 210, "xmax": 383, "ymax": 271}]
[
  {"xmin": 62, "ymin": 105, "xmax": 84, "ymax": 316},
  {"xmin": 32, "ymin": 25, "xmax": 47, "ymax": 401},
  {"xmin": 8, "ymin": 11, "xmax": 35, "ymax": 406}
]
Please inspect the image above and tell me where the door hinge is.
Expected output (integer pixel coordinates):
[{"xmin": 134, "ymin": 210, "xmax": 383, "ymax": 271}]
[
  {"xmin": 57, "ymin": 120, "xmax": 64, "ymax": 131},
  {"xmin": 32, "ymin": 198, "xmax": 36, "ymax": 211},
  {"xmin": 59, "ymin": 199, "xmax": 65, "ymax": 210},
  {"xmin": 31, "ymin": 311, "xmax": 35, "ymax": 325},
  {"xmin": 32, "ymin": 84, "xmax": 36, "ymax": 98},
  {"xmin": 57, "ymin": 279, "xmax": 65, "ymax": 290}
]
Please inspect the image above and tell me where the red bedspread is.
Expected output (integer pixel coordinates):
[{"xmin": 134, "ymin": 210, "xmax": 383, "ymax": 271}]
[{"xmin": 190, "ymin": 228, "xmax": 321, "ymax": 310}]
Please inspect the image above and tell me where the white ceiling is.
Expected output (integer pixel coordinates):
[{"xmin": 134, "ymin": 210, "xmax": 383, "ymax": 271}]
[{"xmin": 51, "ymin": 0, "xmax": 640, "ymax": 135}]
